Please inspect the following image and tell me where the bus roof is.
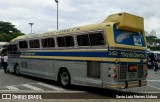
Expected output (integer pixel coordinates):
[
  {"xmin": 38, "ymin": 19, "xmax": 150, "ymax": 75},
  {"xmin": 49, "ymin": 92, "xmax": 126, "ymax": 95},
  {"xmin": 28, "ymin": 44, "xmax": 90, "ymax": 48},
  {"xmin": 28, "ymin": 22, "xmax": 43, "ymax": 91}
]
[
  {"xmin": 152, "ymin": 51, "xmax": 160, "ymax": 54},
  {"xmin": 0, "ymin": 42, "xmax": 9, "ymax": 45},
  {"xmin": 10, "ymin": 12, "xmax": 144, "ymax": 43},
  {"xmin": 10, "ymin": 23, "xmax": 110, "ymax": 42}
]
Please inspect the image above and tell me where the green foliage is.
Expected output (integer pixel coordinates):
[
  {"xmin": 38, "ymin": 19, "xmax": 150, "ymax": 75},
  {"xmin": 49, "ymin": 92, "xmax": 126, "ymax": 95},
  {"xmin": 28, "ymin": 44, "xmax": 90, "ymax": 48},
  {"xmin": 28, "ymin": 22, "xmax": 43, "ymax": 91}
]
[
  {"xmin": 0, "ymin": 21, "xmax": 25, "ymax": 42},
  {"xmin": 147, "ymin": 36, "xmax": 160, "ymax": 51},
  {"xmin": 146, "ymin": 36, "xmax": 157, "ymax": 44},
  {"xmin": 150, "ymin": 47, "xmax": 160, "ymax": 51}
]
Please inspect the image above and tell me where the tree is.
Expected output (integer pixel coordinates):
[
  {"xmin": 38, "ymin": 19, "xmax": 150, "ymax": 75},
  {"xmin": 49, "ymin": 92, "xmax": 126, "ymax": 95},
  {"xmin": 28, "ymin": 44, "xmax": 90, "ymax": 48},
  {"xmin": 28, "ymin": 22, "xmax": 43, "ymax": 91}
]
[
  {"xmin": 146, "ymin": 36, "xmax": 157, "ymax": 44},
  {"xmin": 0, "ymin": 21, "xmax": 24, "ymax": 42}
]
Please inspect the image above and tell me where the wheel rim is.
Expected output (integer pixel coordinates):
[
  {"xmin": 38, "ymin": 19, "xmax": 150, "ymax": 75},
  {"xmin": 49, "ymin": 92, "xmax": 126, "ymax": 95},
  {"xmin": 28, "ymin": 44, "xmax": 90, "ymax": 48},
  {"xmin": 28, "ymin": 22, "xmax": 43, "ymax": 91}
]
[
  {"xmin": 61, "ymin": 72, "xmax": 69, "ymax": 86},
  {"xmin": 15, "ymin": 66, "xmax": 20, "ymax": 74}
]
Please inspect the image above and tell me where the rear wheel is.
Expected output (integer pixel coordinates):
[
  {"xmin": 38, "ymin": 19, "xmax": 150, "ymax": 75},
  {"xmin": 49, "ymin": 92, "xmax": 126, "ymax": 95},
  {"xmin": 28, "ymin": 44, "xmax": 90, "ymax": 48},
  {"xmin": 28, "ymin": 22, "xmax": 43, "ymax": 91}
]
[{"xmin": 59, "ymin": 69, "xmax": 70, "ymax": 88}]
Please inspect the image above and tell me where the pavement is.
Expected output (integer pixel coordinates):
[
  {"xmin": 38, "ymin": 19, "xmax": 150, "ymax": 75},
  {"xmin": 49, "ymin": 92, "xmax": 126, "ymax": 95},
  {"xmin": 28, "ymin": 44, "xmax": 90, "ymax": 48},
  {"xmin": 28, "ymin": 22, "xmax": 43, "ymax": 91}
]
[
  {"xmin": 126, "ymin": 68, "xmax": 160, "ymax": 93},
  {"xmin": 0, "ymin": 68, "xmax": 160, "ymax": 101}
]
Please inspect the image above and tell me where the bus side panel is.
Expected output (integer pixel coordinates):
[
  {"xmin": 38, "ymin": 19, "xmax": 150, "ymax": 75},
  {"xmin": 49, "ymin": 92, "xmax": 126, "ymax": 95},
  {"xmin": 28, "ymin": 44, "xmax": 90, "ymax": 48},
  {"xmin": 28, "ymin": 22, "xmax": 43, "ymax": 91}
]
[
  {"xmin": 19, "ymin": 58, "xmax": 56, "ymax": 80},
  {"xmin": 12, "ymin": 57, "xmax": 115, "ymax": 88}
]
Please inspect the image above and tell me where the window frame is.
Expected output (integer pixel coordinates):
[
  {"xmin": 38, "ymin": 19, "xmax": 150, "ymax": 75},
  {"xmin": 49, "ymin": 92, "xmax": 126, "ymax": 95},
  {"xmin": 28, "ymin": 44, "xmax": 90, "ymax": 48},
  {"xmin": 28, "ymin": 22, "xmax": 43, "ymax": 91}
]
[
  {"xmin": 18, "ymin": 40, "xmax": 28, "ymax": 49},
  {"xmin": 76, "ymin": 31, "xmax": 106, "ymax": 48},
  {"xmin": 41, "ymin": 37, "xmax": 55, "ymax": 48},
  {"xmin": 56, "ymin": 35, "xmax": 75, "ymax": 48},
  {"xmin": 77, "ymin": 34, "xmax": 90, "ymax": 47},
  {"xmin": 8, "ymin": 44, "xmax": 18, "ymax": 54},
  {"xmin": 64, "ymin": 36, "xmax": 75, "ymax": 47},
  {"xmin": 29, "ymin": 39, "xmax": 40, "ymax": 49}
]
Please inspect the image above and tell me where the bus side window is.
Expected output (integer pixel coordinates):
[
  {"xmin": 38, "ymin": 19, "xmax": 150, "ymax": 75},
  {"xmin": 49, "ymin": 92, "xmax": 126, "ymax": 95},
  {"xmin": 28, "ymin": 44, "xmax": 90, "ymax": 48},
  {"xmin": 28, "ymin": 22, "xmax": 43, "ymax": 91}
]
[
  {"xmin": 29, "ymin": 40, "xmax": 40, "ymax": 48},
  {"xmin": 89, "ymin": 33, "xmax": 104, "ymax": 46},
  {"xmin": 19, "ymin": 41, "xmax": 28, "ymax": 49},
  {"xmin": 57, "ymin": 37, "xmax": 65, "ymax": 47},
  {"xmin": 77, "ymin": 34, "xmax": 90, "ymax": 46},
  {"xmin": 8, "ymin": 44, "xmax": 17, "ymax": 54},
  {"xmin": 65, "ymin": 36, "xmax": 74, "ymax": 47},
  {"xmin": 77, "ymin": 32, "xmax": 105, "ymax": 47},
  {"xmin": 42, "ymin": 38, "xmax": 55, "ymax": 48},
  {"xmin": 48, "ymin": 38, "xmax": 55, "ymax": 47},
  {"xmin": 57, "ymin": 36, "xmax": 74, "ymax": 47},
  {"xmin": 13, "ymin": 44, "xmax": 17, "ymax": 54}
]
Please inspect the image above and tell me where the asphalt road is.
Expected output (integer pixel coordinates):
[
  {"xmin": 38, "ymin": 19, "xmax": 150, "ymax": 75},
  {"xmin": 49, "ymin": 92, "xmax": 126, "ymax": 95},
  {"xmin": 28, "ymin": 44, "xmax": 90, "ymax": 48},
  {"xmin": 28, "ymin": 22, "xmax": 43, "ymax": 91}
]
[{"xmin": 0, "ymin": 68, "xmax": 160, "ymax": 101}]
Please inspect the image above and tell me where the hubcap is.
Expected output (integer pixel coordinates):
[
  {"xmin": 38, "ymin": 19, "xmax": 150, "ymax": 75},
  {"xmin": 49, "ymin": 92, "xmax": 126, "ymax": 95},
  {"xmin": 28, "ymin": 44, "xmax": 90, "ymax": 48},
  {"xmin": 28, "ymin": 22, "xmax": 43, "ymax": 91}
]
[
  {"xmin": 61, "ymin": 72, "xmax": 69, "ymax": 86},
  {"xmin": 16, "ymin": 66, "xmax": 20, "ymax": 74}
]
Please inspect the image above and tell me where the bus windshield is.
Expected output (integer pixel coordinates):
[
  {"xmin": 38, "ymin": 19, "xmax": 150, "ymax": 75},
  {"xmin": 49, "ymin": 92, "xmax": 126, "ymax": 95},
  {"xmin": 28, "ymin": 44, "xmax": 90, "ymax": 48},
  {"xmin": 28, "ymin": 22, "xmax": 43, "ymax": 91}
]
[{"xmin": 114, "ymin": 26, "xmax": 146, "ymax": 47}]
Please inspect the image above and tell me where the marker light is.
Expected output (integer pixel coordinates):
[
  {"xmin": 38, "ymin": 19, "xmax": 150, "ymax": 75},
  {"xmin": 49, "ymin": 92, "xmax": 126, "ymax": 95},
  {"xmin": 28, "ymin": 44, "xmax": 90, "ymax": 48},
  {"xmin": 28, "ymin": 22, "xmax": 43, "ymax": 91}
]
[{"xmin": 115, "ymin": 59, "xmax": 119, "ymax": 63}]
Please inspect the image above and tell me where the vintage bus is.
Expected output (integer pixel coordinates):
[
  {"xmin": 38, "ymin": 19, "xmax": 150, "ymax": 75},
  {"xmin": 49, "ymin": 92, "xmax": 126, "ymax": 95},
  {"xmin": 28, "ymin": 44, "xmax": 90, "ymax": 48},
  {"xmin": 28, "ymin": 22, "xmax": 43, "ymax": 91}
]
[
  {"xmin": 7, "ymin": 12, "xmax": 147, "ymax": 89},
  {"xmin": 147, "ymin": 50, "xmax": 160, "ymax": 69},
  {"xmin": 0, "ymin": 42, "xmax": 9, "ymax": 68},
  {"xmin": 0, "ymin": 42, "xmax": 9, "ymax": 53}
]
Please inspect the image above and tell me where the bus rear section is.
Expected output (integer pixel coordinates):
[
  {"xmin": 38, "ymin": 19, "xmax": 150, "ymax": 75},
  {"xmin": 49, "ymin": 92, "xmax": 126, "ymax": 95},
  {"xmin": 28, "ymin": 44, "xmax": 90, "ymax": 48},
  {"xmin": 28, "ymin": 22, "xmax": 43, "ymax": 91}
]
[
  {"xmin": 104, "ymin": 50, "xmax": 147, "ymax": 89},
  {"xmin": 103, "ymin": 13, "xmax": 147, "ymax": 89}
]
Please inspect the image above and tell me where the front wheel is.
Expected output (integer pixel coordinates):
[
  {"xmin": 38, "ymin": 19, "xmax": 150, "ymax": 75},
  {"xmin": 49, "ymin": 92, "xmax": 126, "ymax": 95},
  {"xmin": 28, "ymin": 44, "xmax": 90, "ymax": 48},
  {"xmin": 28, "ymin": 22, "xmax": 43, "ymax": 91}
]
[
  {"xmin": 59, "ymin": 69, "xmax": 71, "ymax": 88},
  {"xmin": 14, "ymin": 65, "xmax": 20, "ymax": 75}
]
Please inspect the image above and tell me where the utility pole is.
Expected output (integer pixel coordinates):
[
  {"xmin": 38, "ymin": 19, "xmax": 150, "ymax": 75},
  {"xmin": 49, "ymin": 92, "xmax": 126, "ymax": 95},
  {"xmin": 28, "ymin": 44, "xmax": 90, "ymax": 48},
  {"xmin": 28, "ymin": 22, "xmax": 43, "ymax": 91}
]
[
  {"xmin": 55, "ymin": 0, "xmax": 58, "ymax": 30},
  {"xmin": 29, "ymin": 23, "xmax": 34, "ymax": 34}
]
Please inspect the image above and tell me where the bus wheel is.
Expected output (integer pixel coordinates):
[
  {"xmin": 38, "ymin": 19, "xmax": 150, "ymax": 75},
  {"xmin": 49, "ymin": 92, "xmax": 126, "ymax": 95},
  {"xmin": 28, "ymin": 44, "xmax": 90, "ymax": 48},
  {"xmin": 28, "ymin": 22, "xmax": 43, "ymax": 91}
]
[
  {"xmin": 14, "ymin": 65, "xmax": 20, "ymax": 75},
  {"xmin": 59, "ymin": 69, "xmax": 70, "ymax": 88}
]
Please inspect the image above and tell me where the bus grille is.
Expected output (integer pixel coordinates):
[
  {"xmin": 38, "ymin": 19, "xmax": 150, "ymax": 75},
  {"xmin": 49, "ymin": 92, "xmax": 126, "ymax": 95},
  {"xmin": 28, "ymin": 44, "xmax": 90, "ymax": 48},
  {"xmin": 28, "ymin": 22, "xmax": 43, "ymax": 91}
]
[
  {"xmin": 119, "ymin": 64, "xmax": 144, "ymax": 80},
  {"xmin": 138, "ymin": 64, "xmax": 144, "ymax": 78},
  {"xmin": 119, "ymin": 64, "xmax": 127, "ymax": 79},
  {"xmin": 129, "ymin": 72, "xmax": 136, "ymax": 79}
]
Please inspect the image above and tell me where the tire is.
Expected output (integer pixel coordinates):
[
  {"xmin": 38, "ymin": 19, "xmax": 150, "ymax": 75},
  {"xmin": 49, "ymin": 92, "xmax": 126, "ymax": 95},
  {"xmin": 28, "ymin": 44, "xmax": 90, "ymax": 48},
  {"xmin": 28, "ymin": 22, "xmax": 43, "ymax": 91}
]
[
  {"xmin": 14, "ymin": 65, "xmax": 20, "ymax": 75},
  {"xmin": 59, "ymin": 69, "xmax": 71, "ymax": 88}
]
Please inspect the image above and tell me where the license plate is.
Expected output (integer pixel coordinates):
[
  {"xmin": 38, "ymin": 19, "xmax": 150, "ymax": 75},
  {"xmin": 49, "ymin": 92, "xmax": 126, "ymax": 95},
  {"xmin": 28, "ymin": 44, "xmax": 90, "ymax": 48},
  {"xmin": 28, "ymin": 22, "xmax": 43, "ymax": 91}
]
[{"xmin": 128, "ymin": 64, "xmax": 137, "ymax": 72}]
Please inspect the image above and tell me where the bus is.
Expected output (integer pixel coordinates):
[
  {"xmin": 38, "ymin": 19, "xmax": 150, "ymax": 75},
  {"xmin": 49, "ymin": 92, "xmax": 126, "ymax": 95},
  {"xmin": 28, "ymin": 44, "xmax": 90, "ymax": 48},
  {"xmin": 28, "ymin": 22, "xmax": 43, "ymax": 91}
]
[
  {"xmin": 0, "ymin": 42, "xmax": 9, "ymax": 68},
  {"xmin": 7, "ymin": 12, "xmax": 147, "ymax": 89},
  {"xmin": 147, "ymin": 50, "xmax": 160, "ymax": 69},
  {"xmin": 0, "ymin": 42, "xmax": 9, "ymax": 53}
]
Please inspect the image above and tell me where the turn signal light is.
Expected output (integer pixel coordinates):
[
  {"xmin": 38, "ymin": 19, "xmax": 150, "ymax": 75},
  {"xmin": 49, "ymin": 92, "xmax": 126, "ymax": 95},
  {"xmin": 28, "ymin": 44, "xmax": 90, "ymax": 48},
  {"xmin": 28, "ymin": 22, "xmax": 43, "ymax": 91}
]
[{"xmin": 114, "ymin": 66, "xmax": 119, "ymax": 71}]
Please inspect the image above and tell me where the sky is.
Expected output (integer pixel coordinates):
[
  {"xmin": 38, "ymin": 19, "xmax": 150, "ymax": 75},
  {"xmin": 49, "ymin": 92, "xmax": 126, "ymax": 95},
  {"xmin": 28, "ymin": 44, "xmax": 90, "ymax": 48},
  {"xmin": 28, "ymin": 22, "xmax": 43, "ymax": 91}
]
[{"xmin": 0, "ymin": 0, "xmax": 160, "ymax": 37}]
